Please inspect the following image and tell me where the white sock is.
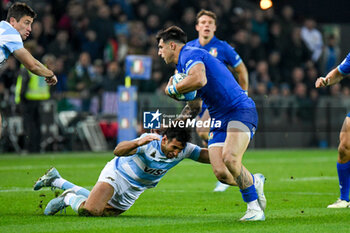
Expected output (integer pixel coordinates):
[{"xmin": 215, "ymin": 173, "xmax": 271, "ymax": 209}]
[
  {"xmin": 64, "ymin": 193, "xmax": 76, "ymax": 206},
  {"xmin": 52, "ymin": 178, "xmax": 68, "ymax": 189},
  {"xmin": 64, "ymin": 193, "xmax": 87, "ymax": 213},
  {"xmin": 247, "ymin": 200, "xmax": 261, "ymax": 211}
]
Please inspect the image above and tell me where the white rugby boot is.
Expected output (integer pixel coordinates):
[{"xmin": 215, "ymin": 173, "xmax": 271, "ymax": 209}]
[
  {"xmin": 327, "ymin": 199, "xmax": 350, "ymax": 208},
  {"xmin": 240, "ymin": 208, "xmax": 265, "ymax": 221},
  {"xmin": 33, "ymin": 167, "xmax": 61, "ymax": 191},
  {"xmin": 213, "ymin": 181, "xmax": 229, "ymax": 192},
  {"xmin": 44, "ymin": 189, "xmax": 74, "ymax": 215},
  {"xmin": 254, "ymin": 173, "xmax": 266, "ymax": 211}
]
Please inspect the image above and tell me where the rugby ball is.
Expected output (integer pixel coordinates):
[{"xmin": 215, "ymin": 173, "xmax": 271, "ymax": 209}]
[{"xmin": 172, "ymin": 73, "xmax": 197, "ymax": 101}]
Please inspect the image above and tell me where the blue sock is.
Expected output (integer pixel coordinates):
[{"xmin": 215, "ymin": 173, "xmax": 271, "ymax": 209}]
[
  {"xmin": 240, "ymin": 174, "xmax": 258, "ymax": 202},
  {"xmin": 337, "ymin": 161, "xmax": 350, "ymax": 202},
  {"xmin": 62, "ymin": 181, "xmax": 74, "ymax": 190},
  {"xmin": 76, "ymin": 188, "xmax": 90, "ymax": 198}
]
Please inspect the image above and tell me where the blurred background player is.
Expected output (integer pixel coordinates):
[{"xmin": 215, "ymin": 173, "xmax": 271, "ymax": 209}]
[
  {"xmin": 34, "ymin": 126, "xmax": 210, "ymax": 216},
  {"xmin": 187, "ymin": 10, "xmax": 249, "ymax": 192},
  {"xmin": 315, "ymin": 52, "xmax": 350, "ymax": 208},
  {"xmin": 159, "ymin": 26, "xmax": 266, "ymax": 221},
  {"xmin": 0, "ymin": 2, "xmax": 57, "ymax": 138}
]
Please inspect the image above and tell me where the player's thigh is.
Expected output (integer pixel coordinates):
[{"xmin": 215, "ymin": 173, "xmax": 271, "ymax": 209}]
[
  {"xmin": 84, "ymin": 181, "xmax": 114, "ymax": 214},
  {"xmin": 222, "ymin": 122, "xmax": 250, "ymax": 163},
  {"xmin": 338, "ymin": 116, "xmax": 350, "ymax": 162}
]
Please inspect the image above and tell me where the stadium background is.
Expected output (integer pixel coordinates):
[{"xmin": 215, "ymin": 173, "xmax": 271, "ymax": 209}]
[{"xmin": 1, "ymin": 0, "xmax": 350, "ymax": 152}]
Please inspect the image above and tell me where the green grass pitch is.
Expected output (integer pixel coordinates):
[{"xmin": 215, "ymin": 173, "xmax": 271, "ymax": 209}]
[{"xmin": 1, "ymin": 150, "xmax": 350, "ymax": 232}]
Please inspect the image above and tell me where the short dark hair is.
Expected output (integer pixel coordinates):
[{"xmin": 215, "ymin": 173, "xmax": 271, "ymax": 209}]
[
  {"xmin": 6, "ymin": 2, "xmax": 36, "ymax": 22},
  {"xmin": 196, "ymin": 9, "xmax": 217, "ymax": 25},
  {"xmin": 163, "ymin": 125, "xmax": 191, "ymax": 147},
  {"xmin": 156, "ymin": 26, "xmax": 187, "ymax": 44}
]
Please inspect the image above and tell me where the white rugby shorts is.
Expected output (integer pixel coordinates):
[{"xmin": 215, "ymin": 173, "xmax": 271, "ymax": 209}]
[{"xmin": 98, "ymin": 157, "xmax": 145, "ymax": 211}]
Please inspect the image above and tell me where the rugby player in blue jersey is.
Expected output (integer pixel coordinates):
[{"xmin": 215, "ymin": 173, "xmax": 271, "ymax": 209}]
[
  {"xmin": 188, "ymin": 10, "xmax": 249, "ymax": 192},
  {"xmin": 34, "ymin": 126, "xmax": 210, "ymax": 216},
  {"xmin": 157, "ymin": 26, "xmax": 266, "ymax": 221},
  {"xmin": 316, "ymin": 52, "xmax": 350, "ymax": 208},
  {"xmin": 0, "ymin": 3, "xmax": 57, "ymax": 137}
]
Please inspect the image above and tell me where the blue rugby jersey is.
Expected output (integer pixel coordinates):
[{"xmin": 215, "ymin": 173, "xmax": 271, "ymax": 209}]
[
  {"xmin": 176, "ymin": 45, "xmax": 255, "ymax": 121},
  {"xmin": 338, "ymin": 52, "xmax": 350, "ymax": 75},
  {"xmin": 187, "ymin": 37, "xmax": 243, "ymax": 113},
  {"xmin": 115, "ymin": 133, "xmax": 201, "ymax": 189},
  {"xmin": 187, "ymin": 36, "xmax": 242, "ymax": 68},
  {"xmin": 0, "ymin": 21, "xmax": 23, "ymax": 66}
]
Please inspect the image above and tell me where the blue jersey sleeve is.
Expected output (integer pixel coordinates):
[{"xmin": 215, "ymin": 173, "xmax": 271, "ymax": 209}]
[
  {"xmin": 183, "ymin": 49, "xmax": 205, "ymax": 75},
  {"xmin": 223, "ymin": 41, "xmax": 242, "ymax": 68},
  {"xmin": 338, "ymin": 52, "xmax": 350, "ymax": 75}
]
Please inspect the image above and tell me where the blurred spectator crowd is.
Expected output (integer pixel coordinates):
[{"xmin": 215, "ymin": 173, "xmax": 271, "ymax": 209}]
[{"xmin": 0, "ymin": 0, "xmax": 349, "ymax": 115}]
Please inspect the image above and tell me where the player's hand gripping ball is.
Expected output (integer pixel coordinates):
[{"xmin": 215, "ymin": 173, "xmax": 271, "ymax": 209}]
[{"xmin": 172, "ymin": 73, "xmax": 197, "ymax": 101}]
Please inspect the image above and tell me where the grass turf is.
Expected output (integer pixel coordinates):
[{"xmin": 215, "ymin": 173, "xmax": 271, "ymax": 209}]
[{"xmin": 0, "ymin": 150, "xmax": 350, "ymax": 232}]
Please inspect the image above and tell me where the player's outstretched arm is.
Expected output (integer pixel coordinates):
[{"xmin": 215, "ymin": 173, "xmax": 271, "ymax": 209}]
[
  {"xmin": 315, "ymin": 68, "xmax": 344, "ymax": 88},
  {"xmin": 13, "ymin": 48, "xmax": 57, "ymax": 85},
  {"xmin": 196, "ymin": 148, "xmax": 210, "ymax": 164},
  {"xmin": 233, "ymin": 62, "xmax": 249, "ymax": 91},
  {"xmin": 113, "ymin": 135, "xmax": 160, "ymax": 156}
]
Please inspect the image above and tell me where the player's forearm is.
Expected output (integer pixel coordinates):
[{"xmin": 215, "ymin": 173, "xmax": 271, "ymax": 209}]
[
  {"xmin": 197, "ymin": 149, "xmax": 210, "ymax": 164},
  {"xmin": 113, "ymin": 141, "xmax": 139, "ymax": 156},
  {"xmin": 176, "ymin": 64, "xmax": 207, "ymax": 93},
  {"xmin": 326, "ymin": 68, "xmax": 344, "ymax": 86},
  {"xmin": 234, "ymin": 63, "xmax": 249, "ymax": 91},
  {"xmin": 28, "ymin": 59, "xmax": 54, "ymax": 78},
  {"xmin": 318, "ymin": 68, "xmax": 344, "ymax": 88},
  {"xmin": 176, "ymin": 74, "xmax": 206, "ymax": 93}
]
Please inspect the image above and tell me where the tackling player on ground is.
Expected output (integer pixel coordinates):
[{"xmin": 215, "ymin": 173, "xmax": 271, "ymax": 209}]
[
  {"xmin": 315, "ymin": 52, "xmax": 350, "ymax": 208},
  {"xmin": 157, "ymin": 26, "xmax": 266, "ymax": 221},
  {"xmin": 34, "ymin": 126, "xmax": 210, "ymax": 216}
]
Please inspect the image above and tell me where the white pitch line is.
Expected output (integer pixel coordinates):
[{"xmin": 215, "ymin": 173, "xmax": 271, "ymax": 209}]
[
  {"xmin": 0, "ymin": 163, "xmax": 104, "ymax": 171},
  {"xmin": 0, "ymin": 186, "xmax": 94, "ymax": 193},
  {"xmin": 0, "ymin": 186, "xmax": 338, "ymax": 196},
  {"xmin": 281, "ymin": 176, "xmax": 337, "ymax": 182}
]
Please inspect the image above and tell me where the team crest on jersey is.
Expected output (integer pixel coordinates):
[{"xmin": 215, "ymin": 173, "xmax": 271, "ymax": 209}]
[{"xmin": 209, "ymin": 48, "xmax": 218, "ymax": 57}]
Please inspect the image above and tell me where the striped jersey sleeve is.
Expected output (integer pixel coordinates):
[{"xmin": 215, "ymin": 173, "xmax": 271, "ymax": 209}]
[{"xmin": 0, "ymin": 21, "xmax": 23, "ymax": 64}]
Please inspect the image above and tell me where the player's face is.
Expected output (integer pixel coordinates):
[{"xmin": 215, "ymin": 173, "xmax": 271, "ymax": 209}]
[
  {"xmin": 196, "ymin": 15, "xmax": 216, "ymax": 39},
  {"xmin": 162, "ymin": 137, "xmax": 184, "ymax": 159},
  {"xmin": 158, "ymin": 39, "xmax": 174, "ymax": 64},
  {"xmin": 11, "ymin": 16, "xmax": 33, "ymax": 40}
]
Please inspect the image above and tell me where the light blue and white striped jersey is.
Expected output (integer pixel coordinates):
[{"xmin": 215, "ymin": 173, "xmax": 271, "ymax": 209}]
[
  {"xmin": 115, "ymin": 133, "xmax": 201, "ymax": 189},
  {"xmin": 0, "ymin": 20, "xmax": 23, "ymax": 66}
]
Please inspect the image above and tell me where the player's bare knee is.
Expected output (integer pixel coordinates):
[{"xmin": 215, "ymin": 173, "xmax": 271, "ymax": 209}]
[
  {"xmin": 338, "ymin": 141, "xmax": 350, "ymax": 163},
  {"xmin": 213, "ymin": 168, "xmax": 229, "ymax": 183},
  {"xmin": 222, "ymin": 152, "xmax": 240, "ymax": 170},
  {"xmin": 81, "ymin": 206, "xmax": 104, "ymax": 216}
]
